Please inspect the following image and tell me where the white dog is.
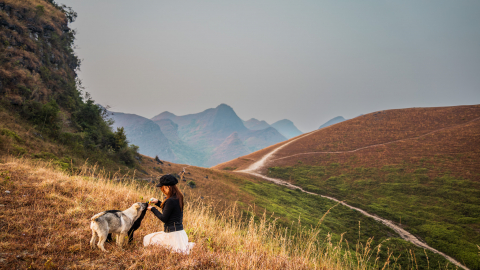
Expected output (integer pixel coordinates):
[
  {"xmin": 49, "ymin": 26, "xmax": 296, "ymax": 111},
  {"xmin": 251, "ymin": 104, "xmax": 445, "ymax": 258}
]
[{"xmin": 90, "ymin": 202, "xmax": 147, "ymax": 252}]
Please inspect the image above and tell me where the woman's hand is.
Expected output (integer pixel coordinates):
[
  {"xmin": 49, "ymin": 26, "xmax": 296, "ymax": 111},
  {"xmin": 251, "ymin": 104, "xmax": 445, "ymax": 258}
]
[
  {"xmin": 149, "ymin": 198, "xmax": 159, "ymax": 204},
  {"xmin": 147, "ymin": 205, "xmax": 153, "ymax": 210}
]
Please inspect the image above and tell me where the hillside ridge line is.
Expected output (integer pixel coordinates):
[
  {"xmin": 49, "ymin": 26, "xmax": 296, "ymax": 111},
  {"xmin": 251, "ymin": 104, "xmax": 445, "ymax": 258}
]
[{"xmin": 271, "ymin": 116, "xmax": 480, "ymax": 162}]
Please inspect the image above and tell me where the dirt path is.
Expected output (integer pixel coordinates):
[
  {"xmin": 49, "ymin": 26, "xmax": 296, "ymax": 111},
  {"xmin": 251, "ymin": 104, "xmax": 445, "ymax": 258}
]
[{"xmin": 236, "ymin": 119, "xmax": 479, "ymax": 270}]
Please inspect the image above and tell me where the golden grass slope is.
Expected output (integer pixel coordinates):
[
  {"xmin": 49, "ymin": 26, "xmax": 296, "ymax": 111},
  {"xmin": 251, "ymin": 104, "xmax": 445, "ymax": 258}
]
[
  {"xmin": 216, "ymin": 105, "xmax": 480, "ymax": 179},
  {"xmin": 0, "ymin": 156, "xmax": 395, "ymax": 270}
]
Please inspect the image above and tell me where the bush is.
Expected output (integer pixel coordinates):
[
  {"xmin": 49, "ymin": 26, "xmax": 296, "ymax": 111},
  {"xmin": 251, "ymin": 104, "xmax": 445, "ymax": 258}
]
[
  {"xmin": 0, "ymin": 128, "xmax": 23, "ymax": 143},
  {"xmin": 187, "ymin": 180, "xmax": 196, "ymax": 188},
  {"xmin": 21, "ymin": 100, "xmax": 61, "ymax": 137},
  {"xmin": 117, "ymin": 144, "xmax": 139, "ymax": 167}
]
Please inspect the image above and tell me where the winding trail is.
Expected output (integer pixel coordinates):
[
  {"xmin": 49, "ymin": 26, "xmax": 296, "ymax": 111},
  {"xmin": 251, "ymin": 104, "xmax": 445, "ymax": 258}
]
[{"xmin": 235, "ymin": 120, "xmax": 478, "ymax": 270}]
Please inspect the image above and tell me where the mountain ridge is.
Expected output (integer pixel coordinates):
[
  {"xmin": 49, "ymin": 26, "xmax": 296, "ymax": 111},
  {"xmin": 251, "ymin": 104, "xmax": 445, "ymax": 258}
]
[{"xmin": 113, "ymin": 104, "xmax": 287, "ymax": 167}]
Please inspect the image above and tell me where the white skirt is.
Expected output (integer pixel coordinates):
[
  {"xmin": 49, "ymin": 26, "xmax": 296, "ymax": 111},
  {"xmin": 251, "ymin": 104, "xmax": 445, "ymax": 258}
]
[{"xmin": 143, "ymin": 230, "xmax": 195, "ymax": 254}]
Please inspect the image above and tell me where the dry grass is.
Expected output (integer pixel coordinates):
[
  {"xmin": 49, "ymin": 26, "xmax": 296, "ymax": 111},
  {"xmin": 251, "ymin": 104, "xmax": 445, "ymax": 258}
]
[
  {"xmin": 219, "ymin": 105, "xmax": 480, "ymax": 180},
  {"xmin": 0, "ymin": 156, "xmax": 409, "ymax": 270},
  {"xmin": 2, "ymin": 0, "xmax": 67, "ymax": 27}
]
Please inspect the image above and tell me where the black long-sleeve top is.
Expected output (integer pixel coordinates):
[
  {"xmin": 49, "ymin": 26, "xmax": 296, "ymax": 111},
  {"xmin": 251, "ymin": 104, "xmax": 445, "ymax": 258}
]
[{"xmin": 151, "ymin": 196, "xmax": 184, "ymax": 232}]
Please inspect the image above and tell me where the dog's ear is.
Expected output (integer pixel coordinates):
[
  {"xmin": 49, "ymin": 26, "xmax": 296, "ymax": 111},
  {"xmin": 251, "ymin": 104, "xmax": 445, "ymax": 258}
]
[{"xmin": 134, "ymin": 203, "xmax": 141, "ymax": 209}]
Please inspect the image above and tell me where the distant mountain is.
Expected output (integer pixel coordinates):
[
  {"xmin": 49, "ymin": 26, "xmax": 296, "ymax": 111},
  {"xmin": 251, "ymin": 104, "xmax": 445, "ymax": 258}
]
[
  {"xmin": 241, "ymin": 127, "xmax": 287, "ymax": 152},
  {"xmin": 271, "ymin": 119, "xmax": 303, "ymax": 139},
  {"xmin": 206, "ymin": 132, "xmax": 250, "ymax": 167},
  {"xmin": 244, "ymin": 118, "xmax": 271, "ymax": 130},
  {"xmin": 150, "ymin": 104, "xmax": 287, "ymax": 166},
  {"xmin": 110, "ymin": 112, "xmax": 175, "ymax": 161},
  {"xmin": 319, "ymin": 116, "xmax": 346, "ymax": 129}
]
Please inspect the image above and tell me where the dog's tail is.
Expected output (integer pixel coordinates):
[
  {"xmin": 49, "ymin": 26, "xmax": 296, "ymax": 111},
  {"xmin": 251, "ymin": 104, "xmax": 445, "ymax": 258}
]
[{"xmin": 90, "ymin": 212, "xmax": 106, "ymax": 222}]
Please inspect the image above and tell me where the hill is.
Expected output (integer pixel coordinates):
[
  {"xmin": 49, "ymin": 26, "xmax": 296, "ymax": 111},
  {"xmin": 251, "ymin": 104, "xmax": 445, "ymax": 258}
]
[
  {"xmin": 0, "ymin": 0, "xmax": 145, "ymax": 175},
  {"xmin": 271, "ymin": 119, "xmax": 303, "ymax": 139},
  {"xmin": 319, "ymin": 116, "xmax": 346, "ymax": 129},
  {"xmin": 215, "ymin": 105, "xmax": 480, "ymax": 269},
  {"xmin": 0, "ymin": 156, "xmax": 337, "ymax": 269}
]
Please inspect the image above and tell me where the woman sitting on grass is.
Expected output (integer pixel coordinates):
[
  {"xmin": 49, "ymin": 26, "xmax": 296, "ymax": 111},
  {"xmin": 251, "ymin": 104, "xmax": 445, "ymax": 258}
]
[{"xmin": 144, "ymin": 174, "xmax": 194, "ymax": 254}]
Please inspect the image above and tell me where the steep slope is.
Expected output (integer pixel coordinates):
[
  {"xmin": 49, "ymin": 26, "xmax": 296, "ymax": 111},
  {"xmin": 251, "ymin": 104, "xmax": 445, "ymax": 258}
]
[
  {"xmin": 110, "ymin": 111, "xmax": 175, "ymax": 161},
  {"xmin": 319, "ymin": 116, "xmax": 346, "ymax": 129},
  {"xmin": 206, "ymin": 132, "xmax": 250, "ymax": 167},
  {"xmin": 217, "ymin": 105, "xmax": 480, "ymax": 269},
  {"xmin": 271, "ymin": 119, "xmax": 303, "ymax": 139},
  {"xmin": 0, "ymin": 0, "xmax": 144, "ymax": 174},
  {"xmin": 244, "ymin": 118, "xmax": 271, "ymax": 130}
]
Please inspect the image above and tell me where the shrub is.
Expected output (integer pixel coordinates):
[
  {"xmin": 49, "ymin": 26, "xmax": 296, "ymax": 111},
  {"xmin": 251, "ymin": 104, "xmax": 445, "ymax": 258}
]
[
  {"xmin": 0, "ymin": 128, "xmax": 23, "ymax": 143},
  {"xmin": 117, "ymin": 144, "xmax": 139, "ymax": 167},
  {"xmin": 21, "ymin": 100, "xmax": 61, "ymax": 137},
  {"xmin": 187, "ymin": 180, "xmax": 196, "ymax": 188}
]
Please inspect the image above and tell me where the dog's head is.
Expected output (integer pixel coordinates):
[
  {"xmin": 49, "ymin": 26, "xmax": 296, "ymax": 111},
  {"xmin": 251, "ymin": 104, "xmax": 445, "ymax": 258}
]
[{"xmin": 132, "ymin": 202, "xmax": 148, "ymax": 214}]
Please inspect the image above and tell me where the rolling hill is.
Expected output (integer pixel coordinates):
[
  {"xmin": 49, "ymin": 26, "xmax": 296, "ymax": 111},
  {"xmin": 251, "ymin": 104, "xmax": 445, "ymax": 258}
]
[{"xmin": 215, "ymin": 105, "xmax": 480, "ymax": 270}]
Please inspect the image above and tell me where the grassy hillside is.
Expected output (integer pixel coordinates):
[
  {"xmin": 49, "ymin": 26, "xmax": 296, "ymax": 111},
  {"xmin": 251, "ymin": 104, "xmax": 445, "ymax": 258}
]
[
  {"xmin": 217, "ymin": 105, "xmax": 480, "ymax": 269},
  {"xmin": 0, "ymin": 156, "xmax": 400, "ymax": 270}
]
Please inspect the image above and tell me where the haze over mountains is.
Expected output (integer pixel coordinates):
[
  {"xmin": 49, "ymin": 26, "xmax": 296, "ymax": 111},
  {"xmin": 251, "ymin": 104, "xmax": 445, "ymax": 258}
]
[
  {"xmin": 110, "ymin": 104, "xmax": 303, "ymax": 167},
  {"xmin": 243, "ymin": 118, "xmax": 303, "ymax": 139}
]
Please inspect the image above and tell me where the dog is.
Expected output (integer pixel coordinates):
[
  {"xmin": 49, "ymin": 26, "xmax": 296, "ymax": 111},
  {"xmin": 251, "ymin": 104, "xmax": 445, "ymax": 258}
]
[
  {"xmin": 90, "ymin": 202, "xmax": 148, "ymax": 252},
  {"xmin": 106, "ymin": 201, "xmax": 149, "ymax": 244}
]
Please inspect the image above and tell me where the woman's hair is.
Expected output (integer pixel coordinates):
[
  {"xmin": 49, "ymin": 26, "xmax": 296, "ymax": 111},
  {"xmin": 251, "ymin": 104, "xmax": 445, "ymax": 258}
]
[{"xmin": 160, "ymin": 185, "xmax": 184, "ymax": 211}]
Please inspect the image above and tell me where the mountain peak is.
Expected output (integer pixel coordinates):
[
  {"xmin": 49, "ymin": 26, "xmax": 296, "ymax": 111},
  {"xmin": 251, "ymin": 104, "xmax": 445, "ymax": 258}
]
[
  {"xmin": 274, "ymin": 119, "xmax": 293, "ymax": 125},
  {"xmin": 216, "ymin": 103, "xmax": 233, "ymax": 110},
  {"xmin": 212, "ymin": 104, "xmax": 247, "ymax": 133},
  {"xmin": 271, "ymin": 119, "xmax": 303, "ymax": 139},
  {"xmin": 151, "ymin": 111, "xmax": 177, "ymax": 121}
]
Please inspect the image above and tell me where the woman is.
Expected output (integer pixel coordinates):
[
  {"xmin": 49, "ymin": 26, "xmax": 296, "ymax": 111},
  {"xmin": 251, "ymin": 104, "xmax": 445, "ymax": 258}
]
[{"xmin": 143, "ymin": 174, "xmax": 194, "ymax": 254}]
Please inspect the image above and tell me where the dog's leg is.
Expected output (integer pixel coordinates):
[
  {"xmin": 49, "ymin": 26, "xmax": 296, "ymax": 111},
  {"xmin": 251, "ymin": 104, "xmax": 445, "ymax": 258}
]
[
  {"xmin": 118, "ymin": 233, "xmax": 126, "ymax": 248},
  {"xmin": 97, "ymin": 230, "xmax": 108, "ymax": 252},
  {"xmin": 128, "ymin": 231, "xmax": 134, "ymax": 243},
  {"xmin": 115, "ymin": 233, "xmax": 121, "ymax": 246},
  {"xmin": 106, "ymin": 233, "xmax": 114, "ymax": 243},
  {"xmin": 90, "ymin": 230, "xmax": 98, "ymax": 249}
]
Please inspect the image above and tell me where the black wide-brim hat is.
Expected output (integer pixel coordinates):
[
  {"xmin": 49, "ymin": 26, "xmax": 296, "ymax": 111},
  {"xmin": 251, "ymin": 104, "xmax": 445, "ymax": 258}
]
[{"xmin": 156, "ymin": 174, "xmax": 178, "ymax": 187}]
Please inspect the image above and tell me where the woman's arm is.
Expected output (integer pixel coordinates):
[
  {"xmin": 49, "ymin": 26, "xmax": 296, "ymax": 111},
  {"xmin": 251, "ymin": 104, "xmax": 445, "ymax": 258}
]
[{"xmin": 150, "ymin": 199, "xmax": 173, "ymax": 223}]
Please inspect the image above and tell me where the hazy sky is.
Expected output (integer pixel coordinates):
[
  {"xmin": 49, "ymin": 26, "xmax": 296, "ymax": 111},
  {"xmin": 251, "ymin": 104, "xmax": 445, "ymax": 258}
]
[{"xmin": 59, "ymin": 0, "xmax": 480, "ymax": 132}]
